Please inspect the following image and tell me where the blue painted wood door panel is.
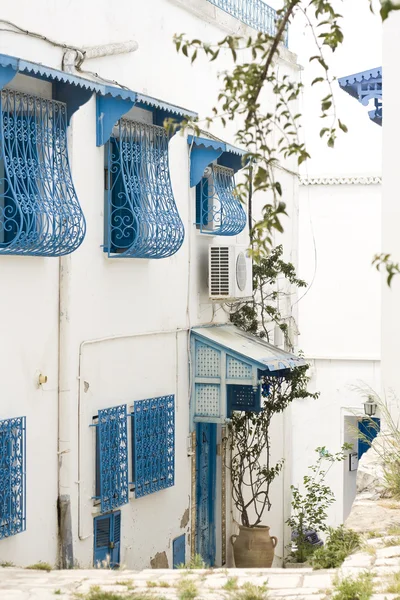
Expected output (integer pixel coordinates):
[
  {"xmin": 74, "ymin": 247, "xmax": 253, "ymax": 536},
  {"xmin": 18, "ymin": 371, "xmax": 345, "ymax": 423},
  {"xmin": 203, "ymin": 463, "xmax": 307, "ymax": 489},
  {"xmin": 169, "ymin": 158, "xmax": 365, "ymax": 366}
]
[
  {"xmin": 358, "ymin": 418, "xmax": 380, "ymax": 460},
  {"xmin": 196, "ymin": 423, "xmax": 216, "ymax": 566}
]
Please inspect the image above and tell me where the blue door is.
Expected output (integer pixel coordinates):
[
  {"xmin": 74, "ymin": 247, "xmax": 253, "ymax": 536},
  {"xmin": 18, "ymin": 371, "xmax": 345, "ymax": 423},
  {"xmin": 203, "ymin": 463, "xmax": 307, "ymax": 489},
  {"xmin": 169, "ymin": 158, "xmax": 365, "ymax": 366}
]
[
  {"xmin": 358, "ymin": 418, "xmax": 380, "ymax": 460},
  {"xmin": 196, "ymin": 423, "xmax": 217, "ymax": 566}
]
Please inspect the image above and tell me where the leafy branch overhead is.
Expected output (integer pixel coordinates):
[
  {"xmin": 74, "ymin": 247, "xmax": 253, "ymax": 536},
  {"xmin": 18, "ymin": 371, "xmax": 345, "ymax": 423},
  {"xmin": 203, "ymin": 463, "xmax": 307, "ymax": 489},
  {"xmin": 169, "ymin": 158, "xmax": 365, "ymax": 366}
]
[{"xmin": 173, "ymin": 1, "xmax": 394, "ymax": 261}]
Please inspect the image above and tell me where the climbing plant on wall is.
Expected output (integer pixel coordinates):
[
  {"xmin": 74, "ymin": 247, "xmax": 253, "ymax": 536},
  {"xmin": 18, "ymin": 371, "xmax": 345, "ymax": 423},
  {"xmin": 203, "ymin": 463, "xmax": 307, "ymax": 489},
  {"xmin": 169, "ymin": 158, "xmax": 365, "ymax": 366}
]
[{"xmin": 171, "ymin": 0, "xmax": 395, "ymax": 263}]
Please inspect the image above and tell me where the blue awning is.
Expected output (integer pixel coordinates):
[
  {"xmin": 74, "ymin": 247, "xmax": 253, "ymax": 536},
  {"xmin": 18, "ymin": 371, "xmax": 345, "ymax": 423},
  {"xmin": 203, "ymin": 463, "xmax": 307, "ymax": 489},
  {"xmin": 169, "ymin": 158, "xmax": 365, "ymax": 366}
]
[
  {"xmin": 187, "ymin": 135, "xmax": 246, "ymax": 187},
  {"xmin": 0, "ymin": 53, "xmax": 197, "ymax": 131},
  {"xmin": 338, "ymin": 67, "xmax": 382, "ymax": 126},
  {"xmin": 192, "ymin": 324, "xmax": 306, "ymax": 372}
]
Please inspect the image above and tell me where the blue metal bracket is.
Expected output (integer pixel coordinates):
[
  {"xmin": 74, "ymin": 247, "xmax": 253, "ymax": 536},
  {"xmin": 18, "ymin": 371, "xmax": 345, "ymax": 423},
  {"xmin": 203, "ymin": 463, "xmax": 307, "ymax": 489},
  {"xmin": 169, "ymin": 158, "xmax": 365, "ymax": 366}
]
[
  {"xmin": 338, "ymin": 67, "xmax": 382, "ymax": 126},
  {"xmin": 188, "ymin": 136, "xmax": 246, "ymax": 187},
  {"xmin": 0, "ymin": 65, "xmax": 17, "ymax": 90},
  {"xmin": 54, "ymin": 81, "xmax": 94, "ymax": 125},
  {"xmin": 96, "ymin": 94, "xmax": 136, "ymax": 146}
]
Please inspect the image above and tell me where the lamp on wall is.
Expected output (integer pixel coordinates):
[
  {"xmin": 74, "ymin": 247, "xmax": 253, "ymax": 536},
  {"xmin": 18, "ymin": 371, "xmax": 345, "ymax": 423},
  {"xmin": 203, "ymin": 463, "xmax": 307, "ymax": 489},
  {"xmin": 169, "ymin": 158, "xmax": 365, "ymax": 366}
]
[{"xmin": 363, "ymin": 396, "xmax": 377, "ymax": 417}]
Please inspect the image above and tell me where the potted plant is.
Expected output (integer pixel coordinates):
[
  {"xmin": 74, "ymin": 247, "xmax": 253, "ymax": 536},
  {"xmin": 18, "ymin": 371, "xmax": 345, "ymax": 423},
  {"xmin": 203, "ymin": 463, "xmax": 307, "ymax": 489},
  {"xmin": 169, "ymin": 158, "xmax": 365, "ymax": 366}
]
[
  {"xmin": 226, "ymin": 366, "xmax": 318, "ymax": 568},
  {"xmin": 286, "ymin": 445, "xmax": 351, "ymax": 566}
]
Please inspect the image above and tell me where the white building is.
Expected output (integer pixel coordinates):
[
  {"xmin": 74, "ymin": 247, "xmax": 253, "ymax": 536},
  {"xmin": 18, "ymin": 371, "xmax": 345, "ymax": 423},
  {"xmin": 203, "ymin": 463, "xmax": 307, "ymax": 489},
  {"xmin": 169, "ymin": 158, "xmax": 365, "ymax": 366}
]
[
  {"xmin": 294, "ymin": 0, "xmax": 382, "ymax": 525},
  {"xmin": 0, "ymin": 0, "xmax": 303, "ymax": 570}
]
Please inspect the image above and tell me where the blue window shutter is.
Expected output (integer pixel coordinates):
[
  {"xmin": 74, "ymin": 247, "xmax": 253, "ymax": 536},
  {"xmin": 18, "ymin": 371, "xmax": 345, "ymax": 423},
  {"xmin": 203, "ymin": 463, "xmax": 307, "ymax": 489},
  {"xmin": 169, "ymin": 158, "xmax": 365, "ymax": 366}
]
[
  {"xmin": 97, "ymin": 405, "xmax": 129, "ymax": 513},
  {"xmin": 111, "ymin": 511, "xmax": 121, "ymax": 567},
  {"xmin": 134, "ymin": 395, "xmax": 175, "ymax": 498},
  {"xmin": 95, "ymin": 423, "xmax": 100, "ymax": 499},
  {"xmin": 94, "ymin": 514, "xmax": 111, "ymax": 567},
  {"xmin": 196, "ymin": 178, "xmax": 208, "ymax": 227},
  {"xmin": 173, "ymin": 534, "xmax": 185, "ymax": 568},
  {"xmin": 0, "ymin": 416, "xmax": 26, "ymax": 539},
  {"xmin": 130, "ymin": 413, "xmax": 136, "ymax": 486},
  {"xmin": 93, "ymin": 511, "xmax": 121, "ymax": 568}
]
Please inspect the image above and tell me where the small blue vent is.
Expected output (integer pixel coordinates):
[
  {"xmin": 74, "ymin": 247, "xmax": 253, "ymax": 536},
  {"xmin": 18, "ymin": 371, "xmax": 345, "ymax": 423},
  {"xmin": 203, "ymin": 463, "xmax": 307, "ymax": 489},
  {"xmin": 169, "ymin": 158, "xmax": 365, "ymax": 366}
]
[
  {"xmin": 0, "ymin": 416, "xmax": 26, "ymax": 539},
  {"xmin": 93, "ymin": 511, "xmax": 121, "ymax": 568},
  {"xmin": 105, "ymin": 119, "xmax": 184, "ymax": 258},
  {"xmin": 196, "ymin": 165, "xmax": 246, "ymax": 236},
  {"xmin": 95, "ymin": 405, "xmax": 129, "ymax": 513},
  {"xmin": 132, "ymin": 395, "xmax": 175, "ymax": 498},
  {"xmin": 0, "ymin": 89, "xmax": 86, "ymax": 256}
]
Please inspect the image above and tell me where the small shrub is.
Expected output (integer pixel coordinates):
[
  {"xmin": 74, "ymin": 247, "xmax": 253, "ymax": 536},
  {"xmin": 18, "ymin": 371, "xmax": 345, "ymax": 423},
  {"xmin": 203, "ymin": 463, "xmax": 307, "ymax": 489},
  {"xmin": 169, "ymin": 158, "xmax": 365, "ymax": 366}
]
[
  {"xmin": 311, "ymin": 526, "xmax": 360, "ymax": 570},
  {"xmin": 177, "ymin": 578, "xmax": 198, "ymax": 600},
  {"xmin": 76, "ymin": 587, "xmax": 123, "ymax": 600},
  {"xmin": 223, "ymin": 577, "xmax": 239, "ymax": 591},
  {"xmin": 159, "ymin": 582, "xmax": 170, "ymax": 588},
  {"xmin": 229, "ymin": 583, "xmax": 268, "ymax": 600},
  {"xmin": 388, "ymin": 525, "xmax": 400, "ymax": 536},
  {"xmin": 177, "ymin": 554, "xmax": 206, "ymax": 569},
  {"xmin": 384, "ymin": 537, "xmax": 400, "ymax": 547},
  {"xmin": 26, "ymin": 561, "xmax": 52, "ymax": 572},
  {"xmin": 54, "ymin": 592, "xmax": 61, "ymax": 596},
  {"xmin": 386, "ymin": 571, "xmax": 400, "ymax": 594},
  {"xmin": 331, "ymin": 573, "xmax": 374, "ymax": 600},
  {"xmin": 0, "ymin": 561, "xmax": 14, "ymax": 567},
  {"xmin": 366, "ymin": 530, "xmax": 384, "ymax": 539},
  {"xmin": 147, "ymin": 582, "xmax": 157, "ymax": 588},
  {"xmin": 116, "ymin": 580, "xmax": 134, "ymax": 590}
]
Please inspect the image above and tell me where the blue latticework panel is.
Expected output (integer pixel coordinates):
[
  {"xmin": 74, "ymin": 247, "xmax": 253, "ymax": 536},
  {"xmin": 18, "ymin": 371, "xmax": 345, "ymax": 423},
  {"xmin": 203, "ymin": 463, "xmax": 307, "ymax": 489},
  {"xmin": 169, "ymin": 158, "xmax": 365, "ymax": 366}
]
[
  {"xmin": 195, "ymin": 341, "xmax": 221, "ymax": 378},
  {"xmin": 0, "ymin": 89, "xmax": 86, "ymax": 256},
  {"xmin": 195, "ymin": 383, "xmax": 220, "ymax": 418},
  {"xmin": 226, "ymin": 355, "xmax": 252, "ymax": 379},
  {"xmin": 105, "ymin": 119, "xmax": 184, "ymax": 258},
  {"xmin": 227, "ymin": 385, "xmax": 261, "ymax": 414},
  {"xmin": 133, "ymin": 395, "xmax": 175, "ymax": 498},
  {"xmin": 0, "ymin": 416, "xmax": 26, "ymax": 539},
  {"xmin": 197, "ymin": 165, "xmax": 246, "ymax": 236},
  {"xmin": 97, "ymin": 405, "xmax": 129, "ymax": 513},
  {"xmin": 207, "ymin": 0, "xmax": 288, "ymax": 46}
]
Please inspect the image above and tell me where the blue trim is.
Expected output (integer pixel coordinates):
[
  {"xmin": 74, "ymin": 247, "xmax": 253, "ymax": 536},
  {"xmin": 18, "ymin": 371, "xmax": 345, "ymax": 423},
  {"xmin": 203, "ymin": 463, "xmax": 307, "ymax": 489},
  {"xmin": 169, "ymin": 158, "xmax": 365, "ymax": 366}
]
[
  {"xmin": 358, "ymin": 418, "xmax": 380, "ymax": 460},
  {"xmin": 338, "ymin": 67, "xmax": 382, "ymax": 126},
  {"xmin": 0, "ymin": 53, "xmax": 197, "ymax": 134},
  {"xmin": 188, "ymin": 135, "xmax": 246, "ymax": 187},
  {"xmin": 96, "ymin": 95, "xmax": 136, "ymax": 147}
]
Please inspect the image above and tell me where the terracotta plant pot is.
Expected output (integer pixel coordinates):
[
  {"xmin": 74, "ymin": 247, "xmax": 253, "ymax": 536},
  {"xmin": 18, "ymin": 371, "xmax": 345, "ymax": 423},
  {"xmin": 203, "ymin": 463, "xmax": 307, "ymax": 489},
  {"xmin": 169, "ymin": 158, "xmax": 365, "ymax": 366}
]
[{"xmin": 231, "ymin": 525, "xmax": 278, "ymax": 568}]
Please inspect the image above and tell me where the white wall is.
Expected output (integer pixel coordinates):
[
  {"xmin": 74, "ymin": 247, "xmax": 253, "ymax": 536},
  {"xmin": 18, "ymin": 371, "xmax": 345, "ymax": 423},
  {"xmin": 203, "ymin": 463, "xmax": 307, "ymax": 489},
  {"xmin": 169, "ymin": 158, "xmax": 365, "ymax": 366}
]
[
  {"xmin": 295, "ymin": 0, "xmax": 382, "ymax": 531},
  {"xmin": 0, "ymin": 0, "xmax": 300, "ymax": 568}
]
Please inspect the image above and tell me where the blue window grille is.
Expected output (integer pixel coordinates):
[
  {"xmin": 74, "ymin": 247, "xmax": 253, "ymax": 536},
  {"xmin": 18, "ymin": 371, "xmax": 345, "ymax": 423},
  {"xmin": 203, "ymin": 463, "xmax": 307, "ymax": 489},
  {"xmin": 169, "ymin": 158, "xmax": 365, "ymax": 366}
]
[
  {"xmin": 227, "ymin": 384, "xmax": 261, "ymax": 414},
  {"xmin": 196, "ymin": 165, "xmax": 246, "ymax": 236},
  {"xmin": 0, "ymin": 416, "xmax": 26, "ymax": 539},
  {"xmin": 104, "ymin": 119, "xmax": 184, "ymax": 258},
  {"xmin": 94, "ymin": 405, "xmax": 129, "ymax": 513},
  {"xmin": 131, "ymin": 395, "xmax": 175, "ymax": 498},
  {"xmin": 207, "ymin": 0, "xmax": 288, "ymax": 46},
  {"xmin": 93, "ymin": 511, "xmax": 121, "ymax": 568},
  {"xmin": 0, "ymin": 89, "xmax": 86, "ymax": 256}
]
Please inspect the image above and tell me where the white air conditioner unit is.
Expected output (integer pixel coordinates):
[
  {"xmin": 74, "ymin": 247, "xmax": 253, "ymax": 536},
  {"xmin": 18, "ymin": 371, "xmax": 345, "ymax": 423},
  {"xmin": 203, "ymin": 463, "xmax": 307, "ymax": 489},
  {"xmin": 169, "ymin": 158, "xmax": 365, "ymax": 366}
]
[{"xmin": 209, "ymin": 244, "xmax": 253, "ymax": 300}]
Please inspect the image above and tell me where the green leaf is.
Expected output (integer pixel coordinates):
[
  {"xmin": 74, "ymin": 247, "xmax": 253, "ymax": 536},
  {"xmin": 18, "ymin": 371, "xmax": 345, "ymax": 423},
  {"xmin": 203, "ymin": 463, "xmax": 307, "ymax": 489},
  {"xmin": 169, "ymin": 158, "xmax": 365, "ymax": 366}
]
[
  {"xmin": 312, "ymin": 77, "xmax": 324, "ymax": 85},
  {"xmin": 338, "ymin": 119, "xmax": 348, "ymax": 133}
]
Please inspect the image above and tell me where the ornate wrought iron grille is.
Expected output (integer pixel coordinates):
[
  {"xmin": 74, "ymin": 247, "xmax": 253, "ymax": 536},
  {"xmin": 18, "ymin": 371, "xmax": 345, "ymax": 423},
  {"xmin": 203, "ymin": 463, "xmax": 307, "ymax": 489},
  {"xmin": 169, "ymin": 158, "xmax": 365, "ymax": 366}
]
[
  {"xmin": 132, "ymin": 395, "xmax": 175, "ymax": 498},
  {"xmin": 227, "ymin": 384, "xmax": 260, "ymax": 413},
  {"xmin": 197, "ymin": 165, "xmax": 246, "ymax": 236},
  {"xmin": 0, "ymin": 416, "xmax": 26, "ymax": 539},
  {"xmin": 207, "ymin": 0, "xmax": 288, "ymax": 46},
  {"xmin": 0, "ymin": 89, "xmax": 86, "ymax": 256},
  {"xmin": 96, "ymin": 405, "xmax": 129, "ymax": 513},
  {"xmin": 105, "ymin": 119, "xmax": 184, "ymax": 258}
]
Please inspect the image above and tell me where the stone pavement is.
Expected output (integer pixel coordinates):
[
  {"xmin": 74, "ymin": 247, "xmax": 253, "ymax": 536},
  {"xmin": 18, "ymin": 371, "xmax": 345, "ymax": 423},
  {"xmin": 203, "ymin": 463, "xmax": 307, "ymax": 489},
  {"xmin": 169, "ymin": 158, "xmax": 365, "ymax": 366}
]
[{"xmin": 2, "ymin": 537, "xmax": 400, "ymax": 600}]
